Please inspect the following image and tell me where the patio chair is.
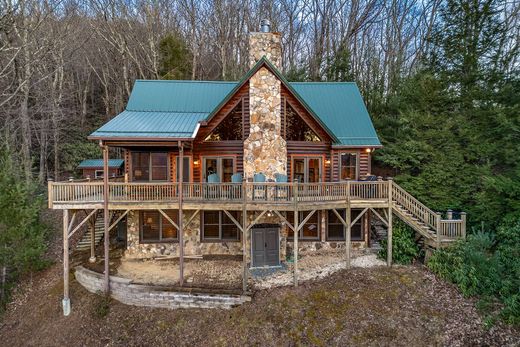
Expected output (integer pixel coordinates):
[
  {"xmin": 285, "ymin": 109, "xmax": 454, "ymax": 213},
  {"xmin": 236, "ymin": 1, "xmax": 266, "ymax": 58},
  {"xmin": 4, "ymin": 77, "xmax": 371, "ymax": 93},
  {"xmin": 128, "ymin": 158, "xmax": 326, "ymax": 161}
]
[{"xmin": 253, "ymin": 172, "xmax": 266, "ymax": 200}]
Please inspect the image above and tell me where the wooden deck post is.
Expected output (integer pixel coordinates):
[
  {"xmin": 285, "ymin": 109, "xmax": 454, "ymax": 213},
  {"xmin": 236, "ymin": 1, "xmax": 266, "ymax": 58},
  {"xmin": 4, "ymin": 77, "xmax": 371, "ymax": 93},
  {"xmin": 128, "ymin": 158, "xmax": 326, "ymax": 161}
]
[
  {"xmin": 436, "ymin": 213, "xmax": 442, "ymax": 245},
  {"xmin": 460, "ymin": 212, "xmax": 467, "ymax": 239},
  {"xmin": 345, "ymin": 205, "xmax": 351, "ymax": 268},
  {"xmin": 387, "ymin": 178, "xmax": 393, "ymax": 266},
  {"xmin": 293, "ymin": 179, "xmax": 299, "ymax": 287},
  {"xmin": 242, "ymin": 179, "xmax": 248, "ymax": 293},
  {"xmin": 89, "ymin": 212, "xmax": 96, "ymax": 263},
  {"xmin": 178, "ymin": 141, "xmax": 184, "ymax": 286},
  {"xmin": 346, "ymin": 180, "xmax": 351, "ymax": 268},
  {"xmin": 62, "ymin": 209, "xmax": 71, "ymax": 316},
  {"xmin": 102, "ymin": 144, "xmax": 110, "ymax": 294}
]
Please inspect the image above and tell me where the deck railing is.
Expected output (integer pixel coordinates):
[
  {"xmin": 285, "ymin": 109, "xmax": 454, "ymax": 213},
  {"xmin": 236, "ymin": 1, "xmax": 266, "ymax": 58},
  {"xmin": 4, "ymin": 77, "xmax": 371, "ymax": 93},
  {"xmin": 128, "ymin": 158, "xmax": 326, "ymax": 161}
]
[{"xmin": 48, "ymin": 180, "xmax": 390, "ymax": 206}]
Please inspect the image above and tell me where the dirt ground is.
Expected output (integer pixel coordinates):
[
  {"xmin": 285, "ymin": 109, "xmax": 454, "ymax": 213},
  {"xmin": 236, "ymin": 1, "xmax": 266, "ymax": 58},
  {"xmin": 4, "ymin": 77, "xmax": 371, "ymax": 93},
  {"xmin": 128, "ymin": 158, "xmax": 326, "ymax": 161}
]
[{"xmin": 1, "ymin": 263, "xmax": 519, "ymax": 346}]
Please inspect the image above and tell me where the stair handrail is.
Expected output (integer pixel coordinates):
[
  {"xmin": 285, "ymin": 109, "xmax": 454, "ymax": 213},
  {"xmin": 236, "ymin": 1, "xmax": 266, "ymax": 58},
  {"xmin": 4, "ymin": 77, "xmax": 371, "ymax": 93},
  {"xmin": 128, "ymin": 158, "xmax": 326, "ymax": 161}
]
[{"xmin": 391, "ymin": 182, "xmax": 438, "ymax": 231}]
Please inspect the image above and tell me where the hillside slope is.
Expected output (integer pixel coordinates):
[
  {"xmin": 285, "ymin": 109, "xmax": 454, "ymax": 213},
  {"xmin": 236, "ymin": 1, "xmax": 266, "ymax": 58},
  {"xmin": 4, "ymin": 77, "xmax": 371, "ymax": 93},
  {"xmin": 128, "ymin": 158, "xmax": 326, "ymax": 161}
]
[{"xmin": 0, "ymin": 264, "xmax": 518, "ymax": 346}]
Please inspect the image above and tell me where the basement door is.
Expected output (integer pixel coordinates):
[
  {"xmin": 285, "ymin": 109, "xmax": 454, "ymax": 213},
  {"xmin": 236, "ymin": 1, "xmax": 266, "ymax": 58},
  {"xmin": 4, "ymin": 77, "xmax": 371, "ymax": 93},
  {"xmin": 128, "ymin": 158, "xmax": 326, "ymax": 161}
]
[{"xmin": 252, "ymin": 225, "xmax": 280, "ymax": 267}]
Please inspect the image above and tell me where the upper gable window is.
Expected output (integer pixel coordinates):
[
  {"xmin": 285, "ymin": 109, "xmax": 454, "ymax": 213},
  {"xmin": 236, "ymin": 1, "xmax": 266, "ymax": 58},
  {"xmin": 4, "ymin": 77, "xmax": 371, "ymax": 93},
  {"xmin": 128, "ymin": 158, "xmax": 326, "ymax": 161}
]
[
  {"xmin": 284, "ymin": 102, "xmax": 321, "ymax": 142},
  {"xmin": 205, "ymin": 101, "xmax": 243, "ymax": 141}
]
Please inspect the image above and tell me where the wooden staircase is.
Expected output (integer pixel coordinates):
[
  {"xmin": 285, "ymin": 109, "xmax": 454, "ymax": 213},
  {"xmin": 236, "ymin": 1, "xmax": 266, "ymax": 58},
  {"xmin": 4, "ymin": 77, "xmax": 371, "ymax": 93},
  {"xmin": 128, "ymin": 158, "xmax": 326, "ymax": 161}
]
[
  {"xmin": 390, "ymin": 182, "xmax": 466, "ymax": 248},
  {"xmin": 76, "ymin": 212, "xmax": 104, "ymax": 251}
]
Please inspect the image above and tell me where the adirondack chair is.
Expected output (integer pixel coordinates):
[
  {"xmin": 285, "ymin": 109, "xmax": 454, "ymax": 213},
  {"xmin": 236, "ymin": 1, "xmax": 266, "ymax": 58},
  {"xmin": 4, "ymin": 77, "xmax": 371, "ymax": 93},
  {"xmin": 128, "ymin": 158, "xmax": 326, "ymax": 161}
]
[
  {"xmin": 274, "ymin": 173, "xmax": 288, "ymax": 200},
  {"xmin": 206, "ymin": 173, "xmax": 221, "ymax": 199},
  {"xmin": 230, "ymin": 173, "xmax": 243, "ymax": 199},
  {"xmin": 253, "ymin": 173, "xmax": 266, "ymax": 200}
]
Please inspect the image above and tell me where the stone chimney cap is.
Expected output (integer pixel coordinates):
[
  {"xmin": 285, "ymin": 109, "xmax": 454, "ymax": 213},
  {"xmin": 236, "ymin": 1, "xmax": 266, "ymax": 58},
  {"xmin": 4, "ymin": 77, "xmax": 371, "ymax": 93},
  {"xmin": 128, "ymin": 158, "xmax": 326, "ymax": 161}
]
[{"xmin": 260, "ymin": 19, "xmax": 271, "ymax": 33}]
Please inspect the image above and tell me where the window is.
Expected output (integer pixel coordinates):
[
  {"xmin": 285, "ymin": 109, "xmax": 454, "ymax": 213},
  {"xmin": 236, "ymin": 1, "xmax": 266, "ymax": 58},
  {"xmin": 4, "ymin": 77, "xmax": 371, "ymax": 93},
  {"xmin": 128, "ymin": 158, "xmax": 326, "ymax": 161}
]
[
  {"xmin": 176, "ymin": 156, "xmax": 191, "ymax": 182},
  {"xmin": 284, "ymin": 101, "xmax": 321, "ymax": 141},
  {"xmin": 132, "ymin": 152, "xmax": 168, "ymax": 181},
  {"xmin": 202, "ymin": 211, "xmax": 240, "ymax": 241},
  {"xmin": 94, "ymin": 170, "xmax": 104, "ymax": 179},
  {"xmin": 140, "ymin": 210, "xmax": 178, "ymax": 242},
  {"xmin": 292, "ymin": 157, "xmax": 322, "ymax": 182},
  {"xmin": 205, "ymin": 102, "xmax": 243, "ymax": 141},
  {"xmin": 286, "ymin": 211, "xmax": 320, "ymax": 240},
  {"xmin": 203, "ymin": 157, "xmax": 235, "ymax": 182},
  {"xmin": 340, "ymin": 152, "xmax": 357, "ymax": 180},
  {"xmin": 326, "ymin": 209, "xmax": 364, "ymax": 241}
]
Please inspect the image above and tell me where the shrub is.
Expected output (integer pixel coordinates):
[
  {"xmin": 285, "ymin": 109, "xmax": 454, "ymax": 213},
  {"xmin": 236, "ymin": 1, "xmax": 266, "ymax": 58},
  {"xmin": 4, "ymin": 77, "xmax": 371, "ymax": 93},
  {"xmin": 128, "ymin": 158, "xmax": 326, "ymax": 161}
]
[
  {"xmin": 378, "ymin": 220, "xmax": 420, "ymax": 264},
  {"xmin": 427, "ymin": 218, "xmax": 520, "ymax": 325}
]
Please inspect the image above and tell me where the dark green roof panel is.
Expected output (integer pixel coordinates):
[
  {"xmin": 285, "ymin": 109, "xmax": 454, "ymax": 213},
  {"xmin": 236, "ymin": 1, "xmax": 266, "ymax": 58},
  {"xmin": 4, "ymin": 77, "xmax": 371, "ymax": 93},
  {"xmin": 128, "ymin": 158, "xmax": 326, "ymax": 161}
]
[
  {"xmin": 89, "ymin": 67, "xmax": 381, "ymax": 146},
  {"xmin": 290, "ymin": 83, "xmax": 381, "ymax": 146},
  {"xmin": 78, "ymin": 159, "xmax": 124, "ymax": 168},
  {"xmin": 127, "ymin": 80, "xmax": 235, "ymax": 112}
]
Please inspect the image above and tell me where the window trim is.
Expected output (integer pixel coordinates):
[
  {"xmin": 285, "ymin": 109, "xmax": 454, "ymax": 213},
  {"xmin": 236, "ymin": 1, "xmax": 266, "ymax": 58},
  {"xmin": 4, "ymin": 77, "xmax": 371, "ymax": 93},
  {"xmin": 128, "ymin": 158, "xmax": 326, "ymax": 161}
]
[
  {"xmin": 290, "ymin": 155, "xmax": 324, "ymax": 183},
  {"xmin": 339, "ymin": 151, "xmax": 359, "ymax": 181},
  {"xmin": 286, "ymin": 211, "xmax": 321, "ymax": 241},
  {"xmin": 94, "ymin": 170, "xmax": 104, "ymax": 179},
  {"xmin": 325, "ymin": 209, "xmax": 365, "ymax": 241},
  {"xmin": 139, "ymin": 210, "xmax": 179, "ymax": 244},
  {"xmin": 175, "ymin": 155, "xmax": 193, "ymax": 183},
  {"xmin": 130, "ymin": 151, "xmax": 170, "ymax": 182},
  {"xmin": 200, "ymin": 210, "xmax": 241, "ymax": 242},
  {"xmin": 201, "ymin": 156, "xmax": 236, "ymax": 182}
]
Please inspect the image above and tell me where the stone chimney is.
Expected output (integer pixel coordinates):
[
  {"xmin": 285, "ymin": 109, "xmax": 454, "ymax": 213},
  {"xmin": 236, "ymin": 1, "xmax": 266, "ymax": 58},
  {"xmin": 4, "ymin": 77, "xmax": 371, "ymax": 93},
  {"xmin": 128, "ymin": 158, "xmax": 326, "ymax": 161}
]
[
  {"xmin": 243, "ymin": 20, "xmax": 287, "ymax": 181},
  {"xmin": 248, "ymin": 19, "xmax": 282, "ymax": 69}
]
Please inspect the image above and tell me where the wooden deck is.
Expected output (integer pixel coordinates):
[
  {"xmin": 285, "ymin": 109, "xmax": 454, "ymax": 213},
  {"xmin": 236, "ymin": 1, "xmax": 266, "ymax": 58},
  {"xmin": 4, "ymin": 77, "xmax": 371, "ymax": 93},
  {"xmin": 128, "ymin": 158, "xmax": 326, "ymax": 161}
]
[{"xmin": 48, "ymin": 179, "xmax": 466, "ymax": 242}]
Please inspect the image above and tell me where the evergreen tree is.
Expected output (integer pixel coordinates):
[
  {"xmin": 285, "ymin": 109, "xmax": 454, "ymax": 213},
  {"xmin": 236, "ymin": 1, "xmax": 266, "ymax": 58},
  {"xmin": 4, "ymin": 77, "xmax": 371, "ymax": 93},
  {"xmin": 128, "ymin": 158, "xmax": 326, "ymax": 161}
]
[
  {"xmin": 0, "ymin": 144, "xmax": 48, "ymax": 309},
  {"xmin": 158, "ymin": 34, "xmax": 192, "ymax": 80}
]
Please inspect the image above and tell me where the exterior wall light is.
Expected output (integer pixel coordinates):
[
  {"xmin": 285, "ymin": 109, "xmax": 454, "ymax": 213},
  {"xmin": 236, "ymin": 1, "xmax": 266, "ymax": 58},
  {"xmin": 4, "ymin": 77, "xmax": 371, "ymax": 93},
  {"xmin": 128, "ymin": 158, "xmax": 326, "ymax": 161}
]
[{"xmin": 365, "ymin": 148, "xmax": 372, "ymax": 153}]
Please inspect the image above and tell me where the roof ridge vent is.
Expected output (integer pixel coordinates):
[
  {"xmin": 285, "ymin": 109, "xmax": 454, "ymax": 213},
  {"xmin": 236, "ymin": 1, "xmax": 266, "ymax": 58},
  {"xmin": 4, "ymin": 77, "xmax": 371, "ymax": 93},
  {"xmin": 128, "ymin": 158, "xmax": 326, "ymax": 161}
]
[{"xmin": 260, "ymin": 19, "xmax": 271, "ymax": 33}]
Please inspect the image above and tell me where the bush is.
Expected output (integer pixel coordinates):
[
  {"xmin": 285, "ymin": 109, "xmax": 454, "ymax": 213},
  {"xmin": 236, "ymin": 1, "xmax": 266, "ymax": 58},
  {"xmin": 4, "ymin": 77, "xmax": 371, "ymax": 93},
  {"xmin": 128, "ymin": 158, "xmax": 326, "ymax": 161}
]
[
  {"xmin": 378, "ymin": 220, "xmax": 420, "ymax": 264},
  {"xmin": 427, "ymin": 218, "xmax": 520, "ymax": 325}
]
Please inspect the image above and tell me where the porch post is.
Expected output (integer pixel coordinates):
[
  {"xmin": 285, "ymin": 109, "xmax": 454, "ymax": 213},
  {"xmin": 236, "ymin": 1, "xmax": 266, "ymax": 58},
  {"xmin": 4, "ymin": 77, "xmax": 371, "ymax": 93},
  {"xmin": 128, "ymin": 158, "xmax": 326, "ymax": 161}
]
[
  {"xmin": 293, "ymin": 179, "xmax": 299, "ymax": 287},
  {"xmin": 89, "ymin": 212, "xmax": 96, "ymax": 263},
  {"xmin": 242, "ymin": 179, "xmax": 248, "ymax": 292},
  {"xmin": 62, "ymin": 209, "xmax": 71, "ymax": 316},
  {"xmin": 102, "ymin": 144, "xmax": 110, "ymax": 293},
  {"xmin": 178, "ymin": 141, "xmax": 184, "ymax": 286},
  {"xmin": 346, "ymin": 205, "xmax": 351, "ymax": 268},
  {"xmin": 387, "ymin": 178, "xmax": 393, "ymax": 266}
]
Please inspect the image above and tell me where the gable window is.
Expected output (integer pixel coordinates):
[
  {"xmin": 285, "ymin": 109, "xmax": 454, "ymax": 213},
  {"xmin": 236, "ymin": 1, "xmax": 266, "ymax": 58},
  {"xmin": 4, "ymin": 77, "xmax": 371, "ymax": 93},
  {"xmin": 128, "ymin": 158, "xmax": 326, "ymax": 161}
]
[
  {"xmin": 140, "ymin": 210, "xmax": 178, "ymax": 242},
  {"xmin": 202, "ymin": 211, "xmax": 241, "ymax": 241},
  {"xmin": 283, "ymin": 101, "xmax": 321, "ymax": 142},
  {"xmin": 326, "ymin": 209, "xmax": 363, "ymax": 241},
  {"xmin": 132, "ymin": 152, "xmax": 169, "ymax": 182},
  {"xmin": 203, "ymin": 156, "xmax": 235, "ymax": 182},
  {"xmin": 286, "ymin": 211, "xmax": 320, "ymax": 240},
  {"xmin": 292, "ymin": 156, "xmax": 322, "ymax": 183},
  {"xmin": 340, "ymin": 152, "xmax": 357, "ymax": 180},
  {"xmin": 205, "ymin": 101, "xmax": 243, "ymax": 141}
]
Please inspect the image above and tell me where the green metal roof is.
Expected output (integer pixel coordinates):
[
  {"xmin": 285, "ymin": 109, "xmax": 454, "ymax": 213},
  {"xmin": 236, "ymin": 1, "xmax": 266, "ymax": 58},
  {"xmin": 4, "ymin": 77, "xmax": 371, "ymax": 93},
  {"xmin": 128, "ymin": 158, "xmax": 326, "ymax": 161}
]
[
  {"xmin": 78, "ymin": 159, "xmax": 124, "ymax": 168},
  {"xmin": 290, "ymin": 82, "xmax": 381, "ymax": 146},
  {"xmin": 89, "ymin": 61, "xmax": 381, "ymax": 146}
]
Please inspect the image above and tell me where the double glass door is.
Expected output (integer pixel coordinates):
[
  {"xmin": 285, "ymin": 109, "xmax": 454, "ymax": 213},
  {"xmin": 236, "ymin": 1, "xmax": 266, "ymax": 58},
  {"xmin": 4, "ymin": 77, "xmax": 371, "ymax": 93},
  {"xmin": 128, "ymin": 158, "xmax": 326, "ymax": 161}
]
[
  {"xmin": 292, "ymin": 157, "xmax": 322, "ymax": 183},
  {"xmin": 203, "ymin": 157, "xmax": 234, "ymax": 182}
]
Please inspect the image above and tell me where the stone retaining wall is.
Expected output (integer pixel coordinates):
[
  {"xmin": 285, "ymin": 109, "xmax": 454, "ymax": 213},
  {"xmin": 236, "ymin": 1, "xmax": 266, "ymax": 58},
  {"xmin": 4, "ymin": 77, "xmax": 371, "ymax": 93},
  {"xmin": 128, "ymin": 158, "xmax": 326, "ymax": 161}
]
[{"xmin": 75, "ymin": 266, "xmax": 250, "ymax": 309}]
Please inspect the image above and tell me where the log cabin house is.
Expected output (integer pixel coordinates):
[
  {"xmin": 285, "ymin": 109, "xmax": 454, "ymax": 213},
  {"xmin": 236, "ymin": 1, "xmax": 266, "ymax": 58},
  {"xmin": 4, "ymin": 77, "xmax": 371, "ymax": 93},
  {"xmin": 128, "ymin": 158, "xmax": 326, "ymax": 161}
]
[{"xmin": 48, "ymin": 21, "xmax": 466, "ymax": 314}]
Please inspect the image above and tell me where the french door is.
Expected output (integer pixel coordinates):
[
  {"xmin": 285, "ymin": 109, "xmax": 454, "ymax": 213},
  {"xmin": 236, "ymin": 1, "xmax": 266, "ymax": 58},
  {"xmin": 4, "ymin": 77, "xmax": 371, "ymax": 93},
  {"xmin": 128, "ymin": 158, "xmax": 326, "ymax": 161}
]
[
  {"xmin": 292, "ymin": 156, "xmax": 322, "ymax": 183},
  {"xmin": 203, "ymin": 156, "xmax": 235, "ymax": 182}
]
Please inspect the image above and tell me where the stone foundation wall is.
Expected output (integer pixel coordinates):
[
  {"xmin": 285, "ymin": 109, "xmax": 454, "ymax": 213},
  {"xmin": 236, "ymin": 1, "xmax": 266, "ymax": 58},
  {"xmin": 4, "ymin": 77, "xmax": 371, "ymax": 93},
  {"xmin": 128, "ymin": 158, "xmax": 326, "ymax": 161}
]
[
  {"xmin": 125, "ymin": 210, "xmax": 242, "ymax": 259},
  {"xmin": 125, "ymin": 210, "xmax": 367, "ymax": 261},
  {"xmin": 75, "ymin": 266, "xmax": 250, "ymax": 309}
]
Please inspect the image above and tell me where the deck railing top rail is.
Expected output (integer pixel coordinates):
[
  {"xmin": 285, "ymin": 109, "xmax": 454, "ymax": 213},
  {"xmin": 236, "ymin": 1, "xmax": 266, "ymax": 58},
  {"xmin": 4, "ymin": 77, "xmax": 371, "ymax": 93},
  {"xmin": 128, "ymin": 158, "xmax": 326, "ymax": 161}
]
[{"xmin": 48, "ymin": 180, "xmax": 390, "ymax": 207}]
